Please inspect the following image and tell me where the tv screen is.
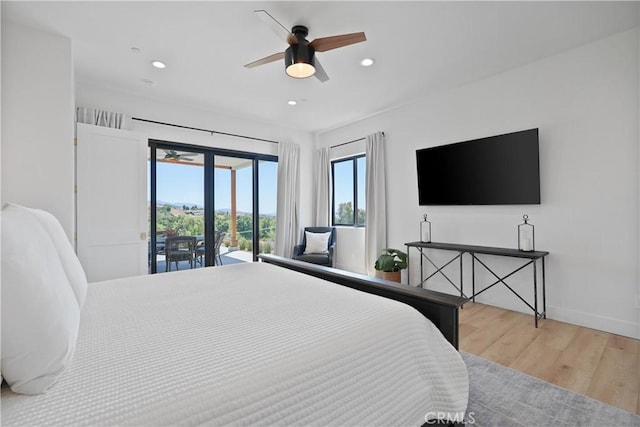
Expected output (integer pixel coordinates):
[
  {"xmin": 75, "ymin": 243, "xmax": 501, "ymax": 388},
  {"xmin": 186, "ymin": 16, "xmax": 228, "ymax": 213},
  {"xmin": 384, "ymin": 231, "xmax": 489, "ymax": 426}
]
[{"xmin": 416, "ymin": 128, "xmax": 540, "ymax": 205}]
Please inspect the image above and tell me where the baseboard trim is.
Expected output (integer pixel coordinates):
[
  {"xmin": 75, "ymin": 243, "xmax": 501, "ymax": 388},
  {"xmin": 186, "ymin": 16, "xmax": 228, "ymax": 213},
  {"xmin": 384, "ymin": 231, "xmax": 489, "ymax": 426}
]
[{"xmin": 546, "ymin": 305, "xmax": 639, "ymax": 339}]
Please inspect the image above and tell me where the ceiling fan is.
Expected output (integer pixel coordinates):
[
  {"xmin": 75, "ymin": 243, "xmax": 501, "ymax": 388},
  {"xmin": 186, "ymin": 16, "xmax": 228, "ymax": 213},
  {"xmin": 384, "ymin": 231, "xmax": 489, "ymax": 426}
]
[
  {"xmin": 163, "ymin": 150, "xmax": 194, "ymax": 162},
  {"xmin": 244, "ymin": 10, "xmax": 366, "ymax": 82}
]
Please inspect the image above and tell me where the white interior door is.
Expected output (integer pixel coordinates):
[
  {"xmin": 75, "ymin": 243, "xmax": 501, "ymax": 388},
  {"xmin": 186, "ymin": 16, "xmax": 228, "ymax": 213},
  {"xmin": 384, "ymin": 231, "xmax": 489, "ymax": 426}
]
[{"xmin": 76, "ymin": 123, "xmax": 147, "ymax": 282}]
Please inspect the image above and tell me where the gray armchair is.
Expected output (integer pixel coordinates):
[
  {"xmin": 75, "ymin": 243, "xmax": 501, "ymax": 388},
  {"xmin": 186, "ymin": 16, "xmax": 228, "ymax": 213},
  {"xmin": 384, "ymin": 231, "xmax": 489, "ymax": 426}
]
[{"xmin": 293, "ymin": 227, "xmax": 336, "ymax": 267}]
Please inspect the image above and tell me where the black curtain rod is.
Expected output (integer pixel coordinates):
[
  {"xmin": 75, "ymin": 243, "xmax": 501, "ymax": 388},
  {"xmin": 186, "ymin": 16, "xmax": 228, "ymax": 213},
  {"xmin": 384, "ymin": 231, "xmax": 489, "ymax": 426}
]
[
  {"xmin": 132, "ymin": 117, "xmax": 280, "ymax": 145},
  {"xmin": 330, "ymin": 132, "xmax": 385, "ymax": 149}
]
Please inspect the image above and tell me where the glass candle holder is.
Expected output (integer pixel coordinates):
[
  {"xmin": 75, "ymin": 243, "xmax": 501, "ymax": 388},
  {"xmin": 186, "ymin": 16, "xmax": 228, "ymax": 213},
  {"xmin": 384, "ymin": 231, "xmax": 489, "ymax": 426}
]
[
  {"xmin": 518, "ymin": 214, "xmax": 535, "ymax": 251},
  {"xmin": 420, "ymin": 214, "xmax": 431, "ymax": 243}
]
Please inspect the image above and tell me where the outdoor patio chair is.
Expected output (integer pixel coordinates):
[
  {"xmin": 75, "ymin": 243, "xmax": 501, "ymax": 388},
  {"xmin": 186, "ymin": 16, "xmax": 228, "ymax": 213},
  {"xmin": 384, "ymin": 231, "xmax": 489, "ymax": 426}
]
[
  {"xmin": 165, "ymin": 236, "xmax": 196, "ymax": 271},
  {"xmin": 195, "ymin": 230, "xmax": 226, "ymax": 267},
  {"xmin": 213, "ymin": 231, "xmax": 225, "ymax": 265}
]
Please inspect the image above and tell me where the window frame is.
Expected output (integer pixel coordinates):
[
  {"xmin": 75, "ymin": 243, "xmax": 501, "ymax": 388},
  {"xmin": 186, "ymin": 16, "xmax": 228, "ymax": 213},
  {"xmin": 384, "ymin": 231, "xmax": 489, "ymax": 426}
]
[{"xmin": 331, "ymin": 154, "xmax": 366, "ymax": 227}]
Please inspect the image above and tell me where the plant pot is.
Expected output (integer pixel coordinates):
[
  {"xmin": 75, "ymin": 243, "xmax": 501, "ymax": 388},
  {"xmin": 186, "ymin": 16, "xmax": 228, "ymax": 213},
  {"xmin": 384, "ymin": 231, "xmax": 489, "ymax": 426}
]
[{"xmin": 382, "ymin": 270, "xmax": 401, "ymax": 283}]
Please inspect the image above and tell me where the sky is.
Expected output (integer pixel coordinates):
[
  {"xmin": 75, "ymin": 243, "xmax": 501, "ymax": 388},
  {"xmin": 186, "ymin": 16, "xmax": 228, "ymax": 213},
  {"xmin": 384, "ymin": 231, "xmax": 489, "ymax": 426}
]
[
  {"xmin": 333, "ymin": 156, "xmax": 366, "ymax": 214},
  {"xmin": 148, "ymin": 156, "xmax": 365, "ymax": 217},
  {"xmin": 149, "ymin": 160, "xmax": 278, "ymax": 214}
]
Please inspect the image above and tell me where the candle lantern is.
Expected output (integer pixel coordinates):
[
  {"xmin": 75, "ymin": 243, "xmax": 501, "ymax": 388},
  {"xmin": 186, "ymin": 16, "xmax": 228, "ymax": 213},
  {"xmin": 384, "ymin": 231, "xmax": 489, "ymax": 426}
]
[
  {"xmin": 420, "ymin": 214, "xmax": 431, "ymax": 243},
  {"xmin": 518, "ymin": 214, "xmax": 535, "ymax": 251}
]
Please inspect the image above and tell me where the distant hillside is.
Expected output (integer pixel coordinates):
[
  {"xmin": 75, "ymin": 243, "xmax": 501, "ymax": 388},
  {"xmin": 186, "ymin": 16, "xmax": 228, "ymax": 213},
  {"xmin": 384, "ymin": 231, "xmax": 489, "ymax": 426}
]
[{"xmin": 153, "ymin": 201, "xmax": 274, "ymax": 217}]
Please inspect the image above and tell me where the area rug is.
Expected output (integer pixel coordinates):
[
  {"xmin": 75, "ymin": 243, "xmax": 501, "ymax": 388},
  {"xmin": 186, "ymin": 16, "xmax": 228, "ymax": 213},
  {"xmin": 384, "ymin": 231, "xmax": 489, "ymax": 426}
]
[{"xmin": 462, "ymin": 352, "xmax": 640, "ymax": 426}]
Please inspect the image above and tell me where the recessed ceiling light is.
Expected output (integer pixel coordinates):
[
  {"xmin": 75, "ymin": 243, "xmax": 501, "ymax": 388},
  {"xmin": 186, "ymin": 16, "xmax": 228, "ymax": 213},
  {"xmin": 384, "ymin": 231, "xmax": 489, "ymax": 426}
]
[
  {"xmin": 287, "ymin": 100, "xmax": 297, "ymax": 106},
  {"xmin": 360, "ymin": 58, "xmax": 375, "ymax": 67},
  {"xmin": 151, "ymin": 60, "xmax": 166, "ymax": 69}
]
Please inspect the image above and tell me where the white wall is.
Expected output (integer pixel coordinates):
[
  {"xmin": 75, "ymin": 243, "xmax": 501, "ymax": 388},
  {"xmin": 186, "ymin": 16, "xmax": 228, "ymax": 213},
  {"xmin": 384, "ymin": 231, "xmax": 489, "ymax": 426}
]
[
  {"xmin": 1, "ymin": 22, "xmax": 75, "ymax": 237},
  {"xmin": 76, "ymin": 82, "xmax": 314, "ymax": 234},
  {"xmin": 317, "ymin": 28, "xmax": 640, "ymax": 339}
]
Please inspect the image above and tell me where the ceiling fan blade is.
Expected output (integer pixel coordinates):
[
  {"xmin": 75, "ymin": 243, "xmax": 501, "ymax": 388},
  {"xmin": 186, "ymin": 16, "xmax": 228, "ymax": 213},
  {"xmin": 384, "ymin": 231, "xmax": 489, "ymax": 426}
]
[
  {"xmin": 310, "ymin": 32, "xmax": 366, "ymax": 52},
  {"xmin": 244, "ymin": 52, "xmax": 285, "ymax": 68},
  {"xmin": 254, "ymin": 9, "xmax": 297, "ymax": 45},
  {"xmin": 313, "ymin": 58, "xmax": 329, "ymax": 83}
]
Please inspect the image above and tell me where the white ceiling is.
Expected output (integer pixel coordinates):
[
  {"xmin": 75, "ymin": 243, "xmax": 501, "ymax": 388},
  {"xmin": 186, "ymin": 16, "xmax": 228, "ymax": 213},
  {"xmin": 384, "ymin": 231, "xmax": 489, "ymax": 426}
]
[{"xmin": 3, "ymin": 1, "xmax": 638, "ymax": 133}]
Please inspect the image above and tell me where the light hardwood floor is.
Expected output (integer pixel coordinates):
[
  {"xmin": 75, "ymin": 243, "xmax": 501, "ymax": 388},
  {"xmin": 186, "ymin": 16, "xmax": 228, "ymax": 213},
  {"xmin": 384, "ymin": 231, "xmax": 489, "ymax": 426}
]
[{"xmin": 459, "ymin": 302, "xmax": 640, "ymax": 416}]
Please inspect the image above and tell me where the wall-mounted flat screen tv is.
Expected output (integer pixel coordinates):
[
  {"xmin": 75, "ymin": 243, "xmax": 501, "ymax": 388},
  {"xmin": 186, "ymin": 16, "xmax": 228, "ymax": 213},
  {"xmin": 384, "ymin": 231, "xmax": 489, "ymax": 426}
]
[{"xmin": 416, "ymin": 128, "xmax": 540, "ymax": 205}]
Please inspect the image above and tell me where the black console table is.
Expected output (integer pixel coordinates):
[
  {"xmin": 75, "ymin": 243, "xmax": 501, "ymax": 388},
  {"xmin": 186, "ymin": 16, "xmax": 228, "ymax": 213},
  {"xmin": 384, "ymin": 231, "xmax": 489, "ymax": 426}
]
[{"xmin": 405, "ymin": 241, "xmax": 549, "ymax": 327}]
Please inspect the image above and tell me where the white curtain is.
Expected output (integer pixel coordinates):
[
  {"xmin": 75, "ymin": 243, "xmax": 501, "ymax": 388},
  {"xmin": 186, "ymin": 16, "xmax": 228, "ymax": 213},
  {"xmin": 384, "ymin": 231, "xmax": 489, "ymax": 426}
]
[
  {"xmin": 76, "ymin": 107, "xmax": 132, "ymax": 130},
  {"xmin": 275, "ymin": 142, "xmax": 301, "ymax": 258},
  {"xmin": 364, "ymin": 131, "xmax": 387, "ymax": 276},
  {"xmin": 314, "ymin": 147, "xmax": 331, "ymax": 226}
]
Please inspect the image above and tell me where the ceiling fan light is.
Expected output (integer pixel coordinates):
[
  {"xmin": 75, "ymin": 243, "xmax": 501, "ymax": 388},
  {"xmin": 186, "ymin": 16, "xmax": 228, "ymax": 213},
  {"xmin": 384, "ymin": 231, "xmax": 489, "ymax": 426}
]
[
  {"xmin": 286, "ymin": 62, "xmax": 315, "ymax": 79},
  {"xmin": 285, "ymin": 45, "xmax": 316, "ymax": 79}
]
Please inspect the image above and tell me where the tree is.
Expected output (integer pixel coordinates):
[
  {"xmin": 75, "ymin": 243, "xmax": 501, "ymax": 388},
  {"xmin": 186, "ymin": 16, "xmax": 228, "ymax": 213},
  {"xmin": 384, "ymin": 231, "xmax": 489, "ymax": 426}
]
[
  {"xmin": 357, "ymin": 208, "xmax": 366, "ymax": 225},
  {"xmin": 153, "ymin": 206, "xmax": 204, "ymax": 236},
  {"xmin": 151, "ymin": 209, "xmax": 277, "ymax": 248},
  {"xmin": 259, "ymin": 215, "xmax": 276, "ymax": 240},
  {"xmin": 335, "ymin": 202, "xmax": 354, "ymax": 224},
  {"xmin": 237, "ymin": 214, "xmax": 253, "ymax": 240},
  {"xmin": 215, "ymin": 212, "xmax": 230, "ymax": 233}
]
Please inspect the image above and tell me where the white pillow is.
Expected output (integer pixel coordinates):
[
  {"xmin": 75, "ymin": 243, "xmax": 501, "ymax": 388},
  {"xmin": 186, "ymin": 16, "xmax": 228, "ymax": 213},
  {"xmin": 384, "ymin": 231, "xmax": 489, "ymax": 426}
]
[
  {"xmin": 1, "ymin": 204, "xmax": 80, "ymax": 394},
  {"xmin": 303, "ymin": 231, "xmax": 331, "ymax": 254},
  {"xmin": 25, "ymin": 205, "xmax": 88, "ymax": 308}
]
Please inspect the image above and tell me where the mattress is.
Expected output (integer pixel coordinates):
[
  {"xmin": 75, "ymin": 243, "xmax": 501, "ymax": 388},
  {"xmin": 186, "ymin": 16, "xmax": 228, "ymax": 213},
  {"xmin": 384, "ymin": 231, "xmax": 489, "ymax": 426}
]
[{"xmin": 1, "ymin": 262, "xmax": 468, "ymax": 426}]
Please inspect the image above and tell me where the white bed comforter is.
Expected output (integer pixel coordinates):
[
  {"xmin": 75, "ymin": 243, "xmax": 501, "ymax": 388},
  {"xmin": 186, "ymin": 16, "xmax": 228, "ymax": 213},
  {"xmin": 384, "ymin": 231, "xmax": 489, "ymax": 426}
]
[{"xmin": 1, "ymin": 262, "xmax": 468, "ymax": 426}]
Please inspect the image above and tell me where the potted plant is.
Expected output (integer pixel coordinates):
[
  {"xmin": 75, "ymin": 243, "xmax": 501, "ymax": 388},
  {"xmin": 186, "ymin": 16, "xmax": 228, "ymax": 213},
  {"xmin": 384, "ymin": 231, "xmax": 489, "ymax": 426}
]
[{"xmin": 374, "ymin": 248, "xmax": 408, "ymax": 283}]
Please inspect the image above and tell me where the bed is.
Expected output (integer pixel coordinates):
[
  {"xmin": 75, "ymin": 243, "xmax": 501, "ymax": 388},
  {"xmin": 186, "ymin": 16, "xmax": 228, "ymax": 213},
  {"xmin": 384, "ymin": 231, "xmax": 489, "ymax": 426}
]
[{"xmin": 1, "ymin": 204, "xmax": 469, "ymax": 426}]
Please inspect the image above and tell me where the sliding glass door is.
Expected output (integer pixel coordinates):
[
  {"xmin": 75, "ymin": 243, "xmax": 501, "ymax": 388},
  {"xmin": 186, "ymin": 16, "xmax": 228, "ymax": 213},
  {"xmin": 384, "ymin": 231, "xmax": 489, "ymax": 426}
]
[{"xmin": 148, "ymin": 141, "xmax": 277, "ymax": 273}]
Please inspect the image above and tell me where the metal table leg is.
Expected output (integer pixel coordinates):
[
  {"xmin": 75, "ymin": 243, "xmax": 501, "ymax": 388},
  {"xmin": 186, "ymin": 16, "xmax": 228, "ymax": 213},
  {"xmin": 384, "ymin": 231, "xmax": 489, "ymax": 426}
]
[
  {"xmin": 472, "ymin": 255, "xmax": 475, "ymax": 303},
  {"xmin": 542, "ymin": 256, "xmax": 547, "ymax": 319},
  {"xmin": 534, "ymin": 259, "xmax": 538, "ymax": 327},
  {"xmin": 459, "ymin": 252, "xmax": 464, "ymax": 299}
]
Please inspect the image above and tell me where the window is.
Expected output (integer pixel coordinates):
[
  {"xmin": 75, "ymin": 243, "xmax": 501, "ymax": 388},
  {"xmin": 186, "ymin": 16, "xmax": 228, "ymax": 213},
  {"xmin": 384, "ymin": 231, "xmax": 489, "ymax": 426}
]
[{"xmin": 332, "ymin": 155, "xmax": 366, "ymax": 226}]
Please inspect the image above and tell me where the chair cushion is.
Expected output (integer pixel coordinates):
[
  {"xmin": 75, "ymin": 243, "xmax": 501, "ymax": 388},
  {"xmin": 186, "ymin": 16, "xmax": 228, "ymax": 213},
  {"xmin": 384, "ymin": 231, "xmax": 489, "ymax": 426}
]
[
  {"xmin": 303, "ymin": 231, "xmax": 331, "ymax": 254},
  {"xmin": 294, "ymin": 253, "xmax": 331, "ymax": 265}
]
